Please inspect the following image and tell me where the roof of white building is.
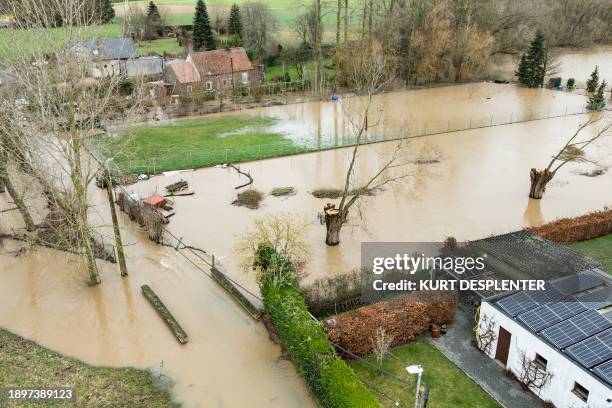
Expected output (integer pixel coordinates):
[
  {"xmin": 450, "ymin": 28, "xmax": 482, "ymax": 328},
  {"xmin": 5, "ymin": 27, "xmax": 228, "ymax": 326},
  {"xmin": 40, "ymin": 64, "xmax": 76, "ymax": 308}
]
[{"xmin": 490, "ymin": 270, "xmax": 612, "ymax": 387}]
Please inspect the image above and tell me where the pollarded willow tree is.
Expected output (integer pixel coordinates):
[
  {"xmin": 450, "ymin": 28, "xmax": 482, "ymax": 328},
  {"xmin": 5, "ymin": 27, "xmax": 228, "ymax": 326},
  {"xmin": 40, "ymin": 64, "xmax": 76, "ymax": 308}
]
[
  {"xmin": 0, "ymin": 0, "xmax": 145, "ymax": 284},
  {"xmin": 323, "ymin": 42, "xmax": 439, "ymax": 246},
  {"xmin": 529, "ymin": 116, "xmax": 611, "ymax": 199}
]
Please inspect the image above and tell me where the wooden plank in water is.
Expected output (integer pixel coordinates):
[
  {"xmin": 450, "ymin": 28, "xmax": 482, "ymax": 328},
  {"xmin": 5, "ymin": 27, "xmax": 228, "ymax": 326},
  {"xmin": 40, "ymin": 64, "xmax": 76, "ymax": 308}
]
[
  {"xmin": 141, "ymin": 284, "xmax": 189, "ymax": 344},
  {"xmin": 211, "ymin": 267, "xmax": 262, "ymax": 320}
]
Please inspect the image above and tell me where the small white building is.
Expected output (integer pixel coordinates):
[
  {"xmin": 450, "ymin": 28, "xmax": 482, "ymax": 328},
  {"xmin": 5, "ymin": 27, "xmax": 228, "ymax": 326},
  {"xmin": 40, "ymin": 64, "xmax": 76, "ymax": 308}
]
[{"xmin": 479, "ymin": 270, "xmax": 612, "ymax": 408}]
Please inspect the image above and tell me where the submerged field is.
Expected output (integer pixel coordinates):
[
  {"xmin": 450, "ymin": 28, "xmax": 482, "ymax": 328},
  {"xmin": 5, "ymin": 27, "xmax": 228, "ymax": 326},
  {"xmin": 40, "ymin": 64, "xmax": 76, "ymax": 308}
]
[
  {"xmin": 93, "ymin": 116, "xmax": 307, "ymax": 174},
  {"xmin": 0, "ymin": 328, "xmax": 174, "ymax": 407},
  {"xmin": 351, "ymin": 339, "xmax": 501, "ymax": 408}
]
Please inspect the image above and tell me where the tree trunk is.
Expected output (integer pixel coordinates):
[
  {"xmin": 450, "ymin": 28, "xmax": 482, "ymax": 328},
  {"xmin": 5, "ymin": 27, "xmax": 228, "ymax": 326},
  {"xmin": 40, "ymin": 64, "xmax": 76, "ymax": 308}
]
[
  {"xmin": 0, "ymin": 173, "xmax": 35, "ymax": 232},
  {"xmin": 529, "ymin": 168, "xmax": 555, "ymax": 199},
  {"xmin": 105, "ymin": 170, "xmax": 128, "ymax": 277},
  {"xmin": 336, "ymin": 0, "xmax": 342, "ymax": 45},
  {"xmin": 324, "ymin": 204, "xmax": 343, "ymax": 246}
]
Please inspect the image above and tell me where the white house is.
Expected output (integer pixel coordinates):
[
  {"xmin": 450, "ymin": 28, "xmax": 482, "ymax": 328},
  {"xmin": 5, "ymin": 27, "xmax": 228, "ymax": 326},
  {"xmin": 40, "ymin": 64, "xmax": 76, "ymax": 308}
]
[{"xmin": 479, "ymin": 270, "xmax": 612, "ymax": 408}]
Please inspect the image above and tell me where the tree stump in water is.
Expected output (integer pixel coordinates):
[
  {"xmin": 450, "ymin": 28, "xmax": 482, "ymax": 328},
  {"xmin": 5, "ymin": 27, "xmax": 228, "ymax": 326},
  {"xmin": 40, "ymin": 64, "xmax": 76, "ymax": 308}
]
[
  {"xmin": 324, "ymin": 203, "xmax": 343, "ymax": 246},
  {"xmin": 529, "ymin": 168, "xmax": 555, "ymax": 199}
]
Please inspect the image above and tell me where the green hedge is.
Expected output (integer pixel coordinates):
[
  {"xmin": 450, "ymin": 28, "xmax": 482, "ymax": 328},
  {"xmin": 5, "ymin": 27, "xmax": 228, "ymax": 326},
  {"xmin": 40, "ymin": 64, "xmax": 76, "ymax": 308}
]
[{"xmin": 257, "ymin": 247, "xmax": 380, "ymax": 408}]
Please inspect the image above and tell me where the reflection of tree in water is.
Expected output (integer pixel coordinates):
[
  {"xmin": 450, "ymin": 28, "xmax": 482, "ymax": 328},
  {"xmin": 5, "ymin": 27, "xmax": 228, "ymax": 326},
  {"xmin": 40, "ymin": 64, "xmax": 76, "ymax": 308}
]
[{"xmin": 523, "ymin": 198, "xmax": 544, "ymax": 228}]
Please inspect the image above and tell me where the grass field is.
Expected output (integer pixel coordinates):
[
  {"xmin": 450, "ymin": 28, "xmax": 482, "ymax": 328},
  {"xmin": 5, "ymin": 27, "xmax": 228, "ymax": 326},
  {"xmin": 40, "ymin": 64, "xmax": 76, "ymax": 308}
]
[
  {"xmin": 137, "ymin": 37, "xmax": 184, "ymax": 55},
  {"xmin": 92, "ymin": 116, "xmax": 308, "ymax": 174},
  {"xmin": 570, "ymin": 234, "xmax": 612, "ymax": 274},
  {"xmin": 0, "ymin": 328, "xmax": 175, "ymax": 407},
  {"xmin": 351, "ymin": 339, "xmax": 501, "ymax": 408}
]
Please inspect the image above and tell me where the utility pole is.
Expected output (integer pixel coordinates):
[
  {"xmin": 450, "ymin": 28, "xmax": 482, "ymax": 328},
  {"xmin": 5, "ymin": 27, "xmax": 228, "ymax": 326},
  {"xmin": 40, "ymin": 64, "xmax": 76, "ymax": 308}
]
[{"xmin": 105, "ymin": 159, "xmax": 128, "ymax": 277}]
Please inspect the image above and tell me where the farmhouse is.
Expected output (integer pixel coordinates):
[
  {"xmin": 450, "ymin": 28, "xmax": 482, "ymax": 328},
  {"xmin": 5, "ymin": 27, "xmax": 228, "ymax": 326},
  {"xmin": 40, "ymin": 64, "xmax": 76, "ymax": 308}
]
[
  {"xmin": 186, "ymin": 47, "xmax": 263, "ymax": 91},
  {"xmin": 164, "ymin": 59, "xmax": 201, "ymax": 95},
  {"xmin": 73, "ymin": 37, "xmax": 138, "ymax": 78},
  {"xmin": 478, "ymin": 270, "xmax": 612, "ymax": 408}
]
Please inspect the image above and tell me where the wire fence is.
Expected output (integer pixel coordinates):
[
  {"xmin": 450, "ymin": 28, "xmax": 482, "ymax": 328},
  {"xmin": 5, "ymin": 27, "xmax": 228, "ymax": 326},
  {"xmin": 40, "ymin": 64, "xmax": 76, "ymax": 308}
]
[{"xmin": 94, "ymin": 101, "xmax": 609, "ymax": 175}]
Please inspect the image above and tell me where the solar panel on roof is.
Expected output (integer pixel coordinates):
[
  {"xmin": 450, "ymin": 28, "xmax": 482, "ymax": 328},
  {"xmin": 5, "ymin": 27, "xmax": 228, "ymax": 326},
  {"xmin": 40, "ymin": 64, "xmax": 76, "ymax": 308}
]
[
  {"xmin": 540, "ymin": 309, "xmax": 612, "ymax": 349},
  {"xmin": 593, "ymin": 359, "xmax": 612, "ymax": 386},
  {"xmin": 551, "ymin": 271, "xmax": 606, "ymax": 295},
  {"xmin": 497, "ymin": 286, "xmax": 564, "ymax": 317},
  {"xmin": 576, "ymin": 286, "xmax": 612, "ymax": 310},
  {"xmin": 517, "ymin": 300, "xmax": 587, "ymax": 332},
  {"xmin": 566, "ymin": 328, "xmax": 612, "ymax": 368}
]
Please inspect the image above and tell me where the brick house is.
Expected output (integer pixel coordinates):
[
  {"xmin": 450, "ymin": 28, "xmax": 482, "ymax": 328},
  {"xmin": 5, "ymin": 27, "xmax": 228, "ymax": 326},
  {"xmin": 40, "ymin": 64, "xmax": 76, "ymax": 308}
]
[
  {"xmin": 186, "ymin": 47, "xmax": 263, "ymax": 92},
  {"xmin": 164, "ymin": 60, "xmax": 201, "ymax": 95}
]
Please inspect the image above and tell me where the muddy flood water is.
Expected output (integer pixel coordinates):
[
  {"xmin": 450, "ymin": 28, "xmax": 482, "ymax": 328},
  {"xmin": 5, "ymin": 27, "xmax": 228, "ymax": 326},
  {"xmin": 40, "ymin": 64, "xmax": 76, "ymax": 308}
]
[
  {"xmin": 1, "ymin": 80, "xmax": 611, "ymax": 408},
  {"xmin": 133, "ymin": 83, "xmax": 612, "ymax": 288}
]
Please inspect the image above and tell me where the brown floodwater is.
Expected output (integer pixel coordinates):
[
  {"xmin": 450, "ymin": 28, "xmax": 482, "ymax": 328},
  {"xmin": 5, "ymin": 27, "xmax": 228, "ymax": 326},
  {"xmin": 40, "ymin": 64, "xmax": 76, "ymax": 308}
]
[
  {"xmin": 0, "ymin": 177, "xmax": 314, "ymax": 406},
  {"xmin": 127, "ymin": 83, "xmax": 612, "ymax": 289},
  {"xmin": 1, "ymin": 80, "xmax": 611, "ymax": 408}
]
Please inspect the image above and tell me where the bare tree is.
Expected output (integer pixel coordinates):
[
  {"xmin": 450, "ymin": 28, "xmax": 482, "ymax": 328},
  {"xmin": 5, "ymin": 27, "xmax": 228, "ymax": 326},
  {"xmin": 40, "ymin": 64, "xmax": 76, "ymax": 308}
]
[
  {"xmin": 529, "ymin": 116, "xmax": 611, "ymax": 199},
  {"xmin": 1, "ymin": 0, "xmax": 144, "ymax": 284},
  {"xmin": 372, "ymin": 327, "xmax": 394, "ymax": 368},
  {"xmin": 241, "ymin": 2, "xmax": 275, "ymax": 61},
  {"xmin": 236, "ymin": 213, "xmax": 311, "ymax": 285},
  {"xmin": 324, "ymin": 43, "xmax": 412, "ymax": 245}
]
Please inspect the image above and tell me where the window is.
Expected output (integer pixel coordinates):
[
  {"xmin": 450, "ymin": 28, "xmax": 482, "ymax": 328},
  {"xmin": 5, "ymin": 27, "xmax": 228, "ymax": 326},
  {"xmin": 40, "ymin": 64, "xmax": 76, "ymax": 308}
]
[
  {"xmin": 221, "ymin": 79, "xmax": 227, "ymax": 87},
  {"xmin": 534, "ymin": 354, "xmax": 547, "ymax": 370},
  {"xmin": 242, "ymin": 72, "xmax": 248, "ymax": 84},
  {"xmin": 186, "ymin": 85, "xmax": 192, "ymax": 93},
  {"xmin": 572, "ymin": 382, "xmax": 589, "ymax": 402},
  {"xmin": 206, "ymin": 81, "xmax": 213, "ymax": 91}
]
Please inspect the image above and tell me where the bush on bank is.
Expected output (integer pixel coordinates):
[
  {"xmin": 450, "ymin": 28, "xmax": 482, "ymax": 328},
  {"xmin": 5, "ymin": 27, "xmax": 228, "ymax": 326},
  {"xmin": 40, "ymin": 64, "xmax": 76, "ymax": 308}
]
[{"xmin": 255, "ymin": 246, "xmax": 380, "ymax": 408}]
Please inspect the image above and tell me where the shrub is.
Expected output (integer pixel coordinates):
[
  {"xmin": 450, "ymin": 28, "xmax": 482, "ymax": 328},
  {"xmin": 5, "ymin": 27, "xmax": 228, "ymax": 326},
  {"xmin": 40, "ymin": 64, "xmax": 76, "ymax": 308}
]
[
  {"xmin": 325, "ymin": 291, "xmax": 456, "ymax": 355},
  {"xmin": 232, "ymin": 189, "xmax": 263, "ymax": 209},
  {"xmin": 258, "ymin": 248, "xmax": 380, "ymax": 408},
  {"xmin": 547, "ymin": 77, "xmax": 562, "ymax": 88},
  {"xmin": 566, "ymin": 78, "xmax": 575, "ymax": 90},
  {"xmin": 528, "ymin": 207, "xmax": 612, "ymax": 243}
]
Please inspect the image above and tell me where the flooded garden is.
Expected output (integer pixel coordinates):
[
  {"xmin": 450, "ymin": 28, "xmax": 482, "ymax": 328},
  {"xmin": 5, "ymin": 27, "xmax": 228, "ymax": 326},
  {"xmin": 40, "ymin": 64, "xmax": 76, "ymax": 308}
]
[{"xmin": 2, "ymin": 64, "xmax": 612, "ymax": 407}]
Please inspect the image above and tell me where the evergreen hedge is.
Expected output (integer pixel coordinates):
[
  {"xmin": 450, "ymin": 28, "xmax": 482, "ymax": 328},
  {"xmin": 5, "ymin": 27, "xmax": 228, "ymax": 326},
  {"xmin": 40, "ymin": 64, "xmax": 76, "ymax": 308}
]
[{"xmin": 256, "ymin": 247, "xmax": 380, "ymax": 408}]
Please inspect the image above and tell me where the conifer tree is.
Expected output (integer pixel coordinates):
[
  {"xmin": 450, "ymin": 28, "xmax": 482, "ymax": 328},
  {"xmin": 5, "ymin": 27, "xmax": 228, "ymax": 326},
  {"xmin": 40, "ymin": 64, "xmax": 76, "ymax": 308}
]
[
  {"xmin": 97, "ymin": 0, "xmax": 115, "ymax": 24},
  {"xmin": 193, "ymin": 0, "xmax": 215, "ymax": 51},
  {"xmin": 516, "ymin": 30, "xmax": 546, "ymax": 88},
  {"xmin": 147, "ymin": 1, "xmax": 161, "ymax": 20},
  {"xmin": 228, "ymin": 4, "xmax": 242, "ymax": 38},
  {"xmin": 586, "ymin": 80, "xmax": 607, "ymax": 111},
  {"xmin": 586, "ymin": 66, "xmax": 599, "ymax": 93}
]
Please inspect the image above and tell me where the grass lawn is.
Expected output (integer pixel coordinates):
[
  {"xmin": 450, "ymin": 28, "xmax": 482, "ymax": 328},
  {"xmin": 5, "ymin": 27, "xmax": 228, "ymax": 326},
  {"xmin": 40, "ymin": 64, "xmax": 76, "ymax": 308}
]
[
  {"xmin": 137, "ymin": 38, "xmax": 183, "ymax": 55},
  {"xmin": 0, "ymin": 328, "xmax": 175, "ymax": 407},
  {"xmin": 0, "ymin": 24, "xmax": 124, "ymax": 62},
  {"xmin": 92, "ymin": 116, "xmax": 308, "ymax": 174},
  {"xmin": 351, "ymin": 339, "xmax": 501, "ymax": 408},
  {"xmin": 569, "ymin": 234, "xmax": 612, "ymax": 274}
]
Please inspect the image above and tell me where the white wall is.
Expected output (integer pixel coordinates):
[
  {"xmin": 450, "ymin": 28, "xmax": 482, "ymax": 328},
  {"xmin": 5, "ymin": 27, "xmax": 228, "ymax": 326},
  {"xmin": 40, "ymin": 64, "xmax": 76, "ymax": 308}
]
[{"xmin": 480, "ymin": 302, "xmax": 611, "ymax": 408}]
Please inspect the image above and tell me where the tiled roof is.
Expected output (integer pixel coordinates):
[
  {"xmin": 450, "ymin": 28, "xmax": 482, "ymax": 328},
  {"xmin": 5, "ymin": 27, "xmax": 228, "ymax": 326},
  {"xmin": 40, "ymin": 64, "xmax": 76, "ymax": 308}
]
[
  {"xmin": 188, "ymin": 47, "xmax": 253, "ymax": 76},
  {"xmin": 168, "ymin": 61, "xmax": 200, "ymax": 84}
]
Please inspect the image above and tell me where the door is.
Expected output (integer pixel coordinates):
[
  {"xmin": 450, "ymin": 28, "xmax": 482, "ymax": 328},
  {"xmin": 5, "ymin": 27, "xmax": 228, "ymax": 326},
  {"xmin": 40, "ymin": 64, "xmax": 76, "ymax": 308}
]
[{"xmin": 495, "ymin": 326, "xmax": 511, "ymax": 366}]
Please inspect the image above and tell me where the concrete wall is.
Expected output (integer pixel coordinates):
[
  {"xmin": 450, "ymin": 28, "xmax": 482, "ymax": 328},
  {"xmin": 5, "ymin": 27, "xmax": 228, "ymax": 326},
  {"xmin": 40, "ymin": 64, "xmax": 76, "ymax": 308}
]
[{"xmin": 480, "ymin": 302, "xmax": 611, "ymax": 408}]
